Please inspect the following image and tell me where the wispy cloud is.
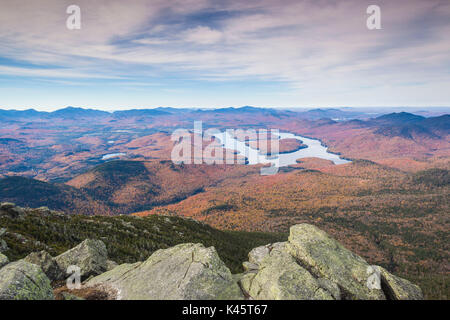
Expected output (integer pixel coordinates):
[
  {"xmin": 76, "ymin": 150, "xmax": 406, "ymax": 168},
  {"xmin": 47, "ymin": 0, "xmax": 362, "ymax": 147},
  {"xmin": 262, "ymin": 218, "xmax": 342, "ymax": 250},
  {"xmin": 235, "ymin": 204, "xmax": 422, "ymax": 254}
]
[{"xmin": 0, "ymin": 0, "xmax": 449, "ymax": 108}]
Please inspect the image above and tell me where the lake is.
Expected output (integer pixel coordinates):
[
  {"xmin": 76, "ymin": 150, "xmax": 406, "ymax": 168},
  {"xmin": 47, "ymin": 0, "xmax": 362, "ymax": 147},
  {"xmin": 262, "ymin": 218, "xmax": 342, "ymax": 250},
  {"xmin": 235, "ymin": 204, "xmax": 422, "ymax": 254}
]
[
  {"xmin": 212, "ymin": 131, "xmax": 350, "ymax": 167},
  {"xmin": 102, "ymin": 152, "xmax": 126, "ymax": 160}
]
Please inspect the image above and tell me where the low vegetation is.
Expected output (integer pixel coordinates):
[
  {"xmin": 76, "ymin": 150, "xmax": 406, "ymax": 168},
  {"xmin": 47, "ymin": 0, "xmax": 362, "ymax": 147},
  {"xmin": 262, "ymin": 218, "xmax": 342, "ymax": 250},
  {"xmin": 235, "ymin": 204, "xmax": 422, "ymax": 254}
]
[{"xmin": 0, "ymin": 207, "xmax": 287, "ymax": 274}]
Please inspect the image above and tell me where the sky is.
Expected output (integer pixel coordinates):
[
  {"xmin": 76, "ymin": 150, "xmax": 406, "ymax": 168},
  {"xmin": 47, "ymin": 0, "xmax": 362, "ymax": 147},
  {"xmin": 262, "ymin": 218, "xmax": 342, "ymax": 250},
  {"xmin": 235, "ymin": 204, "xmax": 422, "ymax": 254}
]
[{"xmin": 0, "ymin": 0, "xmax": 449, "ymax": 111}]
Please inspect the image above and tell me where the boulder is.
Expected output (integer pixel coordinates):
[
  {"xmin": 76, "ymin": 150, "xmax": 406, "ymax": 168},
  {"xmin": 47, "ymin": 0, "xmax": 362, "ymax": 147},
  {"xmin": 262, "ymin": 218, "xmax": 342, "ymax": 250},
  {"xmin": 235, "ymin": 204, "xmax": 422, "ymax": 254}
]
[
  {"xmin": 54, "ymin": 239, "xmax": 108, "ymax": 280},
  {"xmin": 248, "ymin": 245, "xmax": 270, "ymax": 265},
  {"xmin": 35, "ymin": 206, "xmax": 52, "ymax": 216},
  {"xmin": 0, "ymin": 260, "xmax": 54, "ymax": 300},
  {"xmin": 239, "ymin": 224, "xmax": 422, "ymax": 300},
  {"xmin": 239, "ymin": 242, "xmax": 334, "ymax": 300},
  {"xmin": 0, "ymin": 240, "xmax": 7, "ymax": 253},
  {"xmin": 106, "ymin": 260, "xmax": 118, "ymax": 271},
  {"xmin": 23, "ymin": 250, "xmax": 64, "ymax": 281},
  {"xmin": 0, "ymin": 203, "xmax": 25, "ymax": 219},
  {"xmin": 286, "ymin": 224, "xmax": 385, "ymax": 300},
  {"xmin": 376, "ymin": 266, "xmax": 423, "ymax": 300},
  {"xmin": 246, "ymin": 242, "xmax": 285, "ymax": 267},
  {"xmin": 0, "ymin": 202, "xmax": 15, "ymax": 210},
  {"xmin": 86, "ymin": 243, "xmax": 244, "ymax": 300},
  {"xmin": 0, "ymin": 228, "xmax": 8, "ymax": 253},
  {"xmin": 0, "ymin": 253, "xmax": 8, "ymax": 269}
]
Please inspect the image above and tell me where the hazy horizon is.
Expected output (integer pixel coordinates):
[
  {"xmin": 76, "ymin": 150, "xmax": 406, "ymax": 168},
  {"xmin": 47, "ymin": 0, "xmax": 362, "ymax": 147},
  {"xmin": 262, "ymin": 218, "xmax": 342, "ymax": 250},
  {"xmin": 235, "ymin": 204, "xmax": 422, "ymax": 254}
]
[{"xmin": 1, "ymin": 105, "xmax": 450, "ymax": 113}]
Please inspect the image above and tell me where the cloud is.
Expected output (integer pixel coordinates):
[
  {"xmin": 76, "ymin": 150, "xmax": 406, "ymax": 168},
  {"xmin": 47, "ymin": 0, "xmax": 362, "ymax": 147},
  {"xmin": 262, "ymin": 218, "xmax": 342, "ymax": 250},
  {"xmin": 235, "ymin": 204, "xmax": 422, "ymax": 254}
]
[
  {"xmin": 0, "ymin": 0, "xmax": 449, "ymax": 107},
  {"xmin": 183, "ymin": 26, "xmax": 223, "ymax": 44},
  {"xmin": 0, "ymin": 65, "xmax": 121, "ymax": 79}
]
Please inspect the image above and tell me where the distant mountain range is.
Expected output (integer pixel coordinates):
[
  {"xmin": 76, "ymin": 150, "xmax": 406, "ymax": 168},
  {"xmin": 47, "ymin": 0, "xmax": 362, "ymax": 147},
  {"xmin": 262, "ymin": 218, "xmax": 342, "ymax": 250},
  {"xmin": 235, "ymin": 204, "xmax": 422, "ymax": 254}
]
[
  {"xmin": 1, "ymin": 106, "xmax": 449, "ymax": 121},
  {"xmin": 0, "ymin": 107, "xmax": 109, "ymax": 119},
  {"xmin": 296, "ymin": 108, "xmax": 366, "ymax": 120}
]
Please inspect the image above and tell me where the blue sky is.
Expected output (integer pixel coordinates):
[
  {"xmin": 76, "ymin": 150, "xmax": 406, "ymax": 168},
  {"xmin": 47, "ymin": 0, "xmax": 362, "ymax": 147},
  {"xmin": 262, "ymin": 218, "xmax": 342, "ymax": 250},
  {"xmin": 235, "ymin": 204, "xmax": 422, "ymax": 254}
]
[{"xmin": 0, "ymin": 0, "xmax": 449, "ymax": 111}]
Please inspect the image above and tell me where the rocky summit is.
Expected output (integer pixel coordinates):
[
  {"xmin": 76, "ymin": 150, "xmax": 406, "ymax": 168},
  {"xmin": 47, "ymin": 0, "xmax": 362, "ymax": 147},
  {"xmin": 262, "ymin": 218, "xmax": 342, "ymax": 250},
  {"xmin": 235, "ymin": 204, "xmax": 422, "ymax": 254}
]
[
  {"xmin": 0, "ymin": 219, "xmax": 423, "ymax": 300},
  {"xmin": 239, "ymin": 224, "xmax": 423, "ymax": 300}
]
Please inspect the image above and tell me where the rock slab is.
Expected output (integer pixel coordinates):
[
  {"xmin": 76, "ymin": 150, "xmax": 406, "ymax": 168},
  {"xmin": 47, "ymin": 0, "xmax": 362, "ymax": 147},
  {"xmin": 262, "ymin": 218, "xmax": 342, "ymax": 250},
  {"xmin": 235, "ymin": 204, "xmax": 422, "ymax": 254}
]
[
  {"xmin": 87, "ymin": 243, "xmax": 244, "ymax": 300},
  {"xmin": 240, "ymin": 224, "xmax": 423, "ymax": 300},
  {"xmin": 377, "ymin": 266, "xmax": 423, "ymax": 300},
  {"xmin": 55, "ymin": 239, "xmax": 108, "ymax": 280},
  {"xmin": 240, "ymin": 242, "xmax": 334, "ymax": 300},
  {"xmin": 286, "ymin": 224, "xmax": 385, "ymax": 300},
  {"xmin": 23, "ymin": 250, "xmax": 64, "ymax": 281}
]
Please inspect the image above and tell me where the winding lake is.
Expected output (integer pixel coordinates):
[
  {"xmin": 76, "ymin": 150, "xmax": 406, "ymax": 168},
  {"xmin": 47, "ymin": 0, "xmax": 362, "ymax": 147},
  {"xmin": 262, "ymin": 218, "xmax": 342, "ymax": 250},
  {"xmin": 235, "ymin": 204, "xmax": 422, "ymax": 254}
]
[{"xmin": 212, "ymin": 131, "xmax": 350, "ymax": 167}]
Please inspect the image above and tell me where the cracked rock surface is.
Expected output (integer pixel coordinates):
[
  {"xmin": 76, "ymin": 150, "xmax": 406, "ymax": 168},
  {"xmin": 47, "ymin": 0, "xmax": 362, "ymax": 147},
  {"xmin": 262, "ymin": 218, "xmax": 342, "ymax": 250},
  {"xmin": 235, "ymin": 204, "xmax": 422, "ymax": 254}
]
[
  {"xmin": 86, "ymin": 243, "xmax": 244, "ymax": 300},
  {"xmin": 239, "ymin": 242, "xmax": 334, "ymax": 299},
  {"xmin": 238, "ymin": 224, "xmax": 423, "ymax": 300}
]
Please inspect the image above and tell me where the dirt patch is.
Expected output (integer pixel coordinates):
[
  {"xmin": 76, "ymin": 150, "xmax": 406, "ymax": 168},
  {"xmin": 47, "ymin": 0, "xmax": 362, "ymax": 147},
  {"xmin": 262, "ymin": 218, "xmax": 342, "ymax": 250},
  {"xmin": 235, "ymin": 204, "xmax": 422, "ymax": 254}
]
[{"xmin": 54, "ymin": 285, "xmax": 110, "ymax": 300}]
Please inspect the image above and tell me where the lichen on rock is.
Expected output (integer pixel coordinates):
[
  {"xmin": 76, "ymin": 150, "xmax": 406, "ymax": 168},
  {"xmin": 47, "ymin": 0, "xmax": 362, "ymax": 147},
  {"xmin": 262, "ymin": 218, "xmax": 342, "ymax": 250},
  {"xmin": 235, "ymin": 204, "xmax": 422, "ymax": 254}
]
[
  {"xmin": 0, "ymin": 260, "xmax": 54, "ymax": 300},
  {"xmin": 23, "ymin": 250, "xmax": 64, "ymax": 281},
  {"xmin": 286, "ymin": 224, "xmax": 386, "ymax": 300},
  {"xmin": 54, "ymin": 239, "xmax": 108, "ymax": 280},
  {"xmin": 239, "ymin": 224, "xmax": 423, "ymax": 300},
  {"xmin": 0, "ymin": 253, "xmax": 8, "ymax": 269},
  {"xmin": 86, "ymin": 243, "xmax": 244, "ymax": 300},
  {"xmin": 240, "ymin": 242, "xmax": 334, "ymax": 300}
]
